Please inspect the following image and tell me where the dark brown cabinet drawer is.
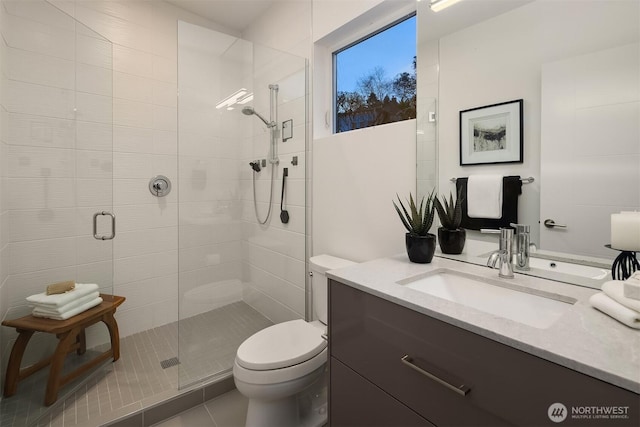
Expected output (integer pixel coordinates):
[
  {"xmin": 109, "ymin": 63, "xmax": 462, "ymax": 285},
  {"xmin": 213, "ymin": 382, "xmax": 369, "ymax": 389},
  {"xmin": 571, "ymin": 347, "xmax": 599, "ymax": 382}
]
[
  {"xmin": 329, "ymin": 279, "xmax": 640, "ymax": 427},
  {"xmin": 330, "ymin": 357, "xmax": 435, "ymax": 427}
]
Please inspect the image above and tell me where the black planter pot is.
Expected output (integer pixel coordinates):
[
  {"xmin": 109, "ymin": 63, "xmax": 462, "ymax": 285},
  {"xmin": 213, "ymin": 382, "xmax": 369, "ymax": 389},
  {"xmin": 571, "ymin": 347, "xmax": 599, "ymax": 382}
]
[
  {"xmin": 437, "ymin": 227, "xmax": 466, "ymax": 255},
  {"xmin": 405, "ymin": 233, "xmax": 436, "ymax": 263}
]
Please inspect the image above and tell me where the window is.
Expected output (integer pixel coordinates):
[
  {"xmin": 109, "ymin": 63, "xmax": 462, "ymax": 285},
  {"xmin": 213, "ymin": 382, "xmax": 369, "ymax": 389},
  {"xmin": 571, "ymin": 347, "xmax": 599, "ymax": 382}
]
[{"xmin": 333, "ymin": 14, "xmax": 416, "ymax": 133}]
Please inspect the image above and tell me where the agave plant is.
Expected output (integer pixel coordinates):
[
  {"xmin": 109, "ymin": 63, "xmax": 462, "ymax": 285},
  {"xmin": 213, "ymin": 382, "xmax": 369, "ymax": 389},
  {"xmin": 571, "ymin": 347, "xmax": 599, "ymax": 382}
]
[
  {"xmin": 393, "ymin": 191, "xmax": 436, "ymax": 237},
  {"xmin": 434, "ymin": 188, "xmax": 463, "ymax": 230}
]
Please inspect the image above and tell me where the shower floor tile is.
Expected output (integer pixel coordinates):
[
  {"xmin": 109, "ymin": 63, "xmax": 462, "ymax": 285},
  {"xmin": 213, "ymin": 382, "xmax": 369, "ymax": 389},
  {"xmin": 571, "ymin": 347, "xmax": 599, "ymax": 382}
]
[{"xmin": 1, "ymin": 301, "xmax": 271, "ymax": 427}]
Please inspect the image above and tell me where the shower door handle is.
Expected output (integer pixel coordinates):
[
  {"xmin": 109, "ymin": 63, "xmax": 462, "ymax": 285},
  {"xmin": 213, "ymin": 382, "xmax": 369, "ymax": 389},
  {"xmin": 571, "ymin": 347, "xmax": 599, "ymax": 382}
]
[{"xmin": 93, "ymin": 211, "xmax": 116, "ymax": 240}]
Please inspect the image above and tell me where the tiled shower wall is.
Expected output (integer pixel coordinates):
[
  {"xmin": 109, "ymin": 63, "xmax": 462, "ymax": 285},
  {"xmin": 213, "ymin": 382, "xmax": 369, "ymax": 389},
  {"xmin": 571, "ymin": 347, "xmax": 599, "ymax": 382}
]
[
  {"xmin": 177, "ymin": 19, "xmax": 310, "ymax": 325},
  {"xmin": 0, "ymin": 0, "xmax": 116, "ymax": 374},
  {"xmin": 241, "ymin": 1, "xmax": 312, "ymax": 323},
  {"xmin": 0, "ymin": 0, "xmax": 311, "ymax": 352}
]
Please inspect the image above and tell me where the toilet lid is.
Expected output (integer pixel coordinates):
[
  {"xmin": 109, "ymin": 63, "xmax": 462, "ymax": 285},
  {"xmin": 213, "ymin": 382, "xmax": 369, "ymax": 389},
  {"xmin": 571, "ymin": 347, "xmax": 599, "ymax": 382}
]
[{"xmin": 236, "ymin": 319, "xmax": 327, "ymax": 371}]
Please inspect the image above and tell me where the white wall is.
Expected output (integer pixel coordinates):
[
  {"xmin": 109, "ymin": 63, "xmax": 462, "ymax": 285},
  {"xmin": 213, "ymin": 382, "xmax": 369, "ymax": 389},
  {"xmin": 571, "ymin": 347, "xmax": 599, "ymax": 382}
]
[
  {"xmin": 437, "ymin": 0, "xmax": 639, "ymax": 246},
  {"xmin": 313, "ymin": 120, "xmax": 416, "ymax": 262}
]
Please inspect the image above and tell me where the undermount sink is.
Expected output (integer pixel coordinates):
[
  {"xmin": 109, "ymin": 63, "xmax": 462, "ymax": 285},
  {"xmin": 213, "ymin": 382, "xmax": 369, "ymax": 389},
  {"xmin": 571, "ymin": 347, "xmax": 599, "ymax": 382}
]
[{"xmin": 397, "ymin": 269, "xmax": 576, "ymax": 329}]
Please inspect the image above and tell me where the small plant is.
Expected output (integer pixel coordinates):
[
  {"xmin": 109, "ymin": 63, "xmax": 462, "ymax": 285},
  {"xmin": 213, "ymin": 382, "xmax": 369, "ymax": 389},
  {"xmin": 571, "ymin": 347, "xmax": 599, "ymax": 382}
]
[
  {"xmin": 393, "ymin": 190, "xmax": 436, "ymax": 236},
  {"xmin": 434, "ymin": 189, "xmax": 463, "ymax": 230}
]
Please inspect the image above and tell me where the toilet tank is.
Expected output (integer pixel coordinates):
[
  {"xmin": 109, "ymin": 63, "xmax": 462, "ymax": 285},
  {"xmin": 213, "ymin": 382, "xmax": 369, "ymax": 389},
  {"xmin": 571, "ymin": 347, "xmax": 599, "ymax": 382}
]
[{"xmin": 310, "ymin": 255, "xmax": 356, "ymax": 324}]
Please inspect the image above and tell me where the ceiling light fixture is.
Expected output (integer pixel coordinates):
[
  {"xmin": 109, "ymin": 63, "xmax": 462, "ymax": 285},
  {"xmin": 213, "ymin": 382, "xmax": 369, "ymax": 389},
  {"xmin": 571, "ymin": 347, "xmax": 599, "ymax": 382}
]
[{"xmin": 430, "ymin": 0, "xmax": 464, "ymax": 13}]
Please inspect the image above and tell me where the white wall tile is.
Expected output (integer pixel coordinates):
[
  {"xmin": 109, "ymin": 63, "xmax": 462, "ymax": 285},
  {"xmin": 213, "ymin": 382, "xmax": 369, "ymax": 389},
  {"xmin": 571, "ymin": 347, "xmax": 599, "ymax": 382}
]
[
  {"xmin": 113, "ymin": 226, "xmax": 177, "ymax": 259},
  {"xmin": 7, "ymin": 145, "xmax": 74, "ymax": 178},
  {"xmin": 113, "ymin": 125, "xmax": 154, "ymax": 153},
  {"xmin": 8, "ymin": 208, "xmax": 75, "ymax": 242},
  {"xmin": 113, "ymin": 44, "xmax": 153, "ymax": 77},
  {"xmin": 8, "ymin": 177, "xmax": 74, "ymax": 209},
  {"xmin": 113, "ymin": 98, "xmax": 153, "ymax": 129},
  {"xmin": 1, "ymin": 10, "xmax": 75, "ymax": 60},
  {"xmin": 75, "ymin": 92, "xmax": 113, "ymax": 124},
  {"xmin": 7, "ymin": 47, "xmax": 74, "ymax": 89},
  {"xmin": 114, "ymin": 71, "xmax": 153, "ymax": 103},
  {"xmin": 76, "ymin": 63, "xmax": 113, "ymax": 97},
  {"xmin": 76, "ymin": 121, "xmax": 113, "ymax": 152},
  {"xmin": 113, "ymin": 203, "xmax": 177, "ymax": 232},
  {"xmin": 114, "ymin": 249, "xmax": 177, "ymax": 286},
  {"xmin": 6, "ymin": 113, "xmax": 75, "ymax": 149},
  {"xmin": 6, "ymin": 80, "xmax": 74, "ymax": 119},
  {"xmin": 9, "ymin": 237, "xmax": 76, "ymax": 274}
]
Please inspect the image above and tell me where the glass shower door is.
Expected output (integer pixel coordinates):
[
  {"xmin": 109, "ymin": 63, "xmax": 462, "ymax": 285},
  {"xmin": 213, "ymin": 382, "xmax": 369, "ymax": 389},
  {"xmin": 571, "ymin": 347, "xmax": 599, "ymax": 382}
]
[
  {"xmin": 176, "ymin": 20, "xmax": 308, "ymax": 390},
  {"xmin": 0, "ymin": 1, "xmax": 114, "ymax": 424}
]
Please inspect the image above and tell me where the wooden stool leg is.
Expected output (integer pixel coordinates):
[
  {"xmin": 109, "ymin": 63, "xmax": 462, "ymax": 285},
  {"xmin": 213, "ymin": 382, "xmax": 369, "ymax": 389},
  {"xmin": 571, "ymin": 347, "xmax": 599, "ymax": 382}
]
[
  {"xmin": 45, "ymin": 327, "xmax": 81, "ymax": 406},
  {"xmin": 76, "ymin": 329, "xmax": 86, "ymax": 355},
  {"xmin": 3, "ymin": 329, "xmax": 34, "ymax": 397},
  {"xmin": 102, "ymin": 311, "xmax": 120, "ymax": 361}
]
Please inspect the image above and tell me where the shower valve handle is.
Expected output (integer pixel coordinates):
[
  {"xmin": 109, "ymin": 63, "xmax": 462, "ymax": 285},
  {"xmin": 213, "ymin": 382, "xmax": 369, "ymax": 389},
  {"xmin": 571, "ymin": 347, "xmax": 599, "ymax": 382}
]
[{"xmin": 249, "ymin": 161, "xmax": 261, "ymax": 172}]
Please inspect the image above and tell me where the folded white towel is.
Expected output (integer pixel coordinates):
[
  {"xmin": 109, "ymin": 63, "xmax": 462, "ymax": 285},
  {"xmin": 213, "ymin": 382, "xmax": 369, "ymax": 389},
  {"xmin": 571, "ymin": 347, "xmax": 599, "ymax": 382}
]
[
  {"xmin": 31, "ymin": 292, "xmax": 100, "ymax": 316},
  {"xmin": 26, "ymin": 283, "xmax": 99, "ymax": 307},
  {"xmin": 467, "ymin": 175, "xmax": 503, "ymax": 219},
  {"xmin": 32, "ymin": 297, "xmax": 103, "ymax": 320},
  {"xmin": 589, "ymin": 293, "xmax": 640, "ymax": 329},
  {"xmin": 623, "ymin": 271, "xmax": 640, "ymax": 301},
  {"xmin": 602, "ymin": 280, "xmax": 640, "ymax": 313}
]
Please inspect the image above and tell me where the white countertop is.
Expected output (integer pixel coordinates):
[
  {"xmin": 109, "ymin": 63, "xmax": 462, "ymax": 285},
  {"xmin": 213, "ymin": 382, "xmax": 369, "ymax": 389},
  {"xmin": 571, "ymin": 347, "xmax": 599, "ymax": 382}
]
[{"xmin": 327, "ymin": 254, "xmax": 640, "ymax": 394}]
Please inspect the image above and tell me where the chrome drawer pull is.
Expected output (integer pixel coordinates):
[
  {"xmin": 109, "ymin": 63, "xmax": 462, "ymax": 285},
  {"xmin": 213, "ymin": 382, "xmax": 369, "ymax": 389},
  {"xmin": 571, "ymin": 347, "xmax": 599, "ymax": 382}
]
[{"xmin": 401, "ymin": 355, "xmax": 471, "ymax": 396}]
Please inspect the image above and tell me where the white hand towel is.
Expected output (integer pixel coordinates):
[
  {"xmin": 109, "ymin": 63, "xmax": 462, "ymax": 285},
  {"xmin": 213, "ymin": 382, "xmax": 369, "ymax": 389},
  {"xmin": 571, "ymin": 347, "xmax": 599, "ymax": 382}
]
[
  {"xmin": 602, "ymin": 280, "xmax": 640, "ymax": 312},
  {"xmin": 31, "ymin": 292, "xmax": 100, "ymax": 316},
  {"xmin": 26, "ymin": 283, "xmax": 99, "ymax": 307},
  {"xmin": 467, "ymin": 175, "xmax": 503, "ymax": 219},
  {"xmin": 623, "ymin": 271, "xmax": 640, "ymax": 301},
  {"xmin": 589, "ymin": 293, "xmax": 640, "ymax": 329},
  {"xmin": 32, "ymin": 297, "xmax": 103, "ymax": 320}
]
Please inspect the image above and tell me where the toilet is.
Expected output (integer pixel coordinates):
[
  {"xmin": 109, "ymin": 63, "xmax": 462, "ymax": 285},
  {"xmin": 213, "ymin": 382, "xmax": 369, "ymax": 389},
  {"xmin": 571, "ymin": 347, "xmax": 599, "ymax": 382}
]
[{"xmin": 233, "ymin": 255, "xmax": 356, "ymax": 427}]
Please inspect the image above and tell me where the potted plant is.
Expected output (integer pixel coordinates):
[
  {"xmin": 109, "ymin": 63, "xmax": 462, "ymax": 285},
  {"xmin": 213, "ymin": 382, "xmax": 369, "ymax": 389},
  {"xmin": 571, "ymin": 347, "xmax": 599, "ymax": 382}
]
[
  {"xmin": 393, "ymin": 191, "xmax": 437, "ymax": 263},
  {"xmin": 434, "ymin": 189, "xmax": 466, "ymax": 254}
]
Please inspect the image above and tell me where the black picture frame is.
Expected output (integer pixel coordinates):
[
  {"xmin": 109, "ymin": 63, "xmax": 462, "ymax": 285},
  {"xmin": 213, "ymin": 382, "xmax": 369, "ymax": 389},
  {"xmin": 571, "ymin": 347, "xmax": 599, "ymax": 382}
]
[{"xmin": 459, "ymin": 99, "xmax": 523, "ymax": 166}]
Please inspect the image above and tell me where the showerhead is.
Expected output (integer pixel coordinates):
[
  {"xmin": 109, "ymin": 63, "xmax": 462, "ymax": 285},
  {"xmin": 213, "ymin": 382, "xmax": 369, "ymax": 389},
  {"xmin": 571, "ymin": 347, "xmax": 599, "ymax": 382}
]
[{"xmin": 241, "ymin": 106, "xmax": 273, "ymax": 128}]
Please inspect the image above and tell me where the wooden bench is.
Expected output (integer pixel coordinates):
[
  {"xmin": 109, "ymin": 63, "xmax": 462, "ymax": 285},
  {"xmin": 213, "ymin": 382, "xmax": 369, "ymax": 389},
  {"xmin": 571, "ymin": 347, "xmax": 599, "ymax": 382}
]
[{"xmin": 2, "ymin": 294, "xmax": 125, "ymax": 406}]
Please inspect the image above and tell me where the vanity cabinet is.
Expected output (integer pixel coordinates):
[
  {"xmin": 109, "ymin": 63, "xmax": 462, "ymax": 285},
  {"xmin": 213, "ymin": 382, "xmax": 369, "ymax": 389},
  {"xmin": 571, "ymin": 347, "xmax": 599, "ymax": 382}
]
[{"xmin": 328, "ymin": 279, "xmax": 639, "ymax": 427}]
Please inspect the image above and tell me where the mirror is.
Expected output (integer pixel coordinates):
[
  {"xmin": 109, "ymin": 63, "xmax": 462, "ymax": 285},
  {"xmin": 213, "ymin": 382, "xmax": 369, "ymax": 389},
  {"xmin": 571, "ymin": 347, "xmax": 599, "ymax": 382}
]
[{"xmin": 416, "ymin": 0, "xmax": 640, "ymax": 287}]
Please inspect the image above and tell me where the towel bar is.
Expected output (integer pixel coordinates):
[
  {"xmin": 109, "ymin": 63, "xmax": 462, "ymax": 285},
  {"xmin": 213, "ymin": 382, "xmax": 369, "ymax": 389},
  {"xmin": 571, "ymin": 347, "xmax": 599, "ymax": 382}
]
[{"xmin": 450, "ymin": 176, "xmax": 534, "ymax": 184}]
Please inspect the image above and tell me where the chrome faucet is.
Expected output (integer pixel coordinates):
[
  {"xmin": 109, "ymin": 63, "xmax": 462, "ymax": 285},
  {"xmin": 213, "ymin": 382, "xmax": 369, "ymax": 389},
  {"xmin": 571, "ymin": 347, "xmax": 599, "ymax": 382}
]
[
  {"xmin": 511, "ymin": 223, "xmax": 536, "ymax": 271},
  {"xmin": 486, "ymin": 228, "xmax": 514, "ymax": 279}
]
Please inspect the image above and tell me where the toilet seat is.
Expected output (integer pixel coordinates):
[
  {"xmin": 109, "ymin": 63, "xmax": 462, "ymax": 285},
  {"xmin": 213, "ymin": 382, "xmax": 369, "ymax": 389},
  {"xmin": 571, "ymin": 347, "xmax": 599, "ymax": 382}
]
[{"xmin": 236, "ymin": 319, "xmax": 326, "ymax": 370}]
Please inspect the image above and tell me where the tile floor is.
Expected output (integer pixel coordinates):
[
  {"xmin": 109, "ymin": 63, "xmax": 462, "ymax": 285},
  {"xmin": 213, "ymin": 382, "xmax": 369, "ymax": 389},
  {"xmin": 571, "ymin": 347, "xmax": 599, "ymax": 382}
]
[
  {"xmin": 1, "ymin": 302, "xmax": 271, "ymax": 427},
  {"xmin": 151, "ymin": 389, "xmax": 247, "ymax": 427}
]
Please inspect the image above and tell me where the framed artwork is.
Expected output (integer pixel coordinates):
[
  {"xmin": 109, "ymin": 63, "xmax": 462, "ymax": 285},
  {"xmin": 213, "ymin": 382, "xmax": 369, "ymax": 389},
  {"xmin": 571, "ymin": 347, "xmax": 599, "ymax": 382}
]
[{"xmin": 459, "ymin": 99, "xmax": 523, "ymax": 166}]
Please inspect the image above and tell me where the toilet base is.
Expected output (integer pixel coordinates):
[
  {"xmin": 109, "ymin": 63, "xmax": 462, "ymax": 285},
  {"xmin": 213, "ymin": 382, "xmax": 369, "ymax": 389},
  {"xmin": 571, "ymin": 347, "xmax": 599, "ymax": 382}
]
[{"xmin": 242, "ymin": 367, "xmax": 327, "ymax": 427}]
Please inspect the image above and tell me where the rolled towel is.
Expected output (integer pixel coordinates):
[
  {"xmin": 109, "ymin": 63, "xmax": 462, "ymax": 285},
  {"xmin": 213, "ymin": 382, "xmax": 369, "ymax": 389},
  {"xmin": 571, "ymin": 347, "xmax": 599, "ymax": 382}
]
[
  {"xmin": 623, "ymin": 271, "xmax": 640, "ymax": 301},
  {"xmin": 589, "ymin": 293, "xmax": 640, "ymax": 329},
  {"xmin": 602, "ymin": 280, "xmax": 640, "ymax": 312},
  {"xmin": 31, "ymin": 292, "xmax": 100, "ymax": 316},
  {"xmin": 26, "ymin": 283, "xmax": 99, "ymax": 307},
  {"xmin": 32, "ymin": 297, "xmax": 103, "ymax": 321},
  {"xmin": 46, "ymin": 280, "xmax": 75, "ymax": 295},
  {"xmin": 467, "ymin": 175, "xmax": 503, "ymax": 219}
]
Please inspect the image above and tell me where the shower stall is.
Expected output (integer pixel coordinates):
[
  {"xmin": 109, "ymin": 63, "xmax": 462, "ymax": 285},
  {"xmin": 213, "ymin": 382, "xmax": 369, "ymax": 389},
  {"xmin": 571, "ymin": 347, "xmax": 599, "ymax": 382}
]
[
  {"xmin": 0, "ymin": 1, "xmax": 308, "ymax": 425},
  {"xmin": 176, "ymin": 21, "xmax": 309, "ymax": 389}
]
